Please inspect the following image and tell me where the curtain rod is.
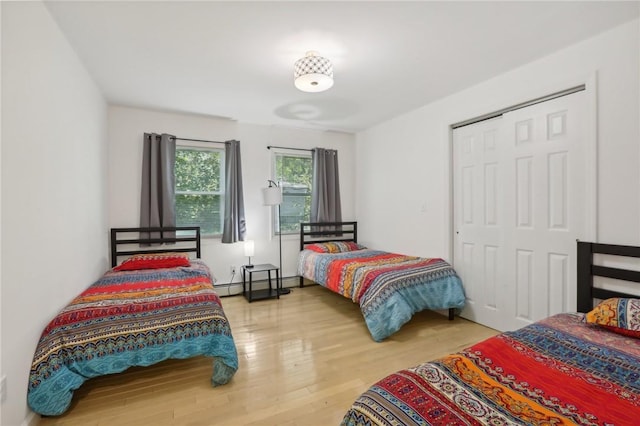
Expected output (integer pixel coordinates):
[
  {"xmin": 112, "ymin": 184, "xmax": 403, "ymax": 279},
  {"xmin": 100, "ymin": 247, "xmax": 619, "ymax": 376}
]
[
  {"xmin": 171, "ymin": 136, "xmax": 228, "ymax": 145},
  {"xmin": 451, "ymin": 84, "xmax": 586, "ymax": 129},
  {"xmin": 267, "ymin": 145, "xmax": 314, "ymax": 152}
]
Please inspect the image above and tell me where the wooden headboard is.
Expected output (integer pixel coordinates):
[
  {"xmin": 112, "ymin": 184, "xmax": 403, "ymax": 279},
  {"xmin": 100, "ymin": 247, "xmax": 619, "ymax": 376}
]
[
  {"xmin": 110, "ymin": 227, "xmax": 201, "ymax": 267},
  {"xmin": 299, "ymin": 221, "xmax": 358, "ymax": 251},
  {"xmin": 577, "ymin": 241, "xmax": 640, "ymax": 312}
]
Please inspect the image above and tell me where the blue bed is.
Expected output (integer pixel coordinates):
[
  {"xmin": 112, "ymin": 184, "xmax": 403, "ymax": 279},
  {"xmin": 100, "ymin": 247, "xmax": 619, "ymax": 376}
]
[
  {"xmin": 298, "ymin": 227, "xmax": 465, "ymax": 342},
  {"xmin": 28, "ymin": 228, "xmax": 238, "ymax": 416}
]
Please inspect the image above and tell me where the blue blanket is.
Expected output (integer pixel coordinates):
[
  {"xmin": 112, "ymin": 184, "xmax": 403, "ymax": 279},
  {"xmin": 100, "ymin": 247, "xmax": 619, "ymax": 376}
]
[
  {"xmin": 28, "ymin": 260, "xmax": 238, "ymax": 416},
  {"xmin": 298, "ymin": 249, "xmax": 465, "ymax": 341}
]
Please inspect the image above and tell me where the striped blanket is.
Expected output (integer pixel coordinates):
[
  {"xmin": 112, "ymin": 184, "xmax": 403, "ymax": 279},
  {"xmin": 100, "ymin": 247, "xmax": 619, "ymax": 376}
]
[
  {"xmin": 298, "ymin": 249, "xmax": 466, "ymax": 341},
  {"xmin": 28, "ymin": 260, "xmax": 238, "ymax": 416},
  {"xmin": 342, "ymin": 313, "xmax": 640, "ymax": 425}
]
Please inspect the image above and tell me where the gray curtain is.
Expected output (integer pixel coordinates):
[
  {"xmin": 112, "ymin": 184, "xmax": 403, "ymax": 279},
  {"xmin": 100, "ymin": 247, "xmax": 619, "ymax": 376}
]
[
  {"xmin": 222, "ymin": 140, "xmax": 247, "ymax": 243},
  {"xmin": 311, "ymin": 148, "xmax": 342, "ymax": 222},
  {"xmin": 140, "ymin": 133, "xmax": 176, "ymax": 240}
]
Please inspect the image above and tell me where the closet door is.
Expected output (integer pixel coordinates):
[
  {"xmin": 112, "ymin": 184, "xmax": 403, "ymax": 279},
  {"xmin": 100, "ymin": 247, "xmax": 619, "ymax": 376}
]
[
  {"xmin": 453, "ymin": 117, "xmax": 507, "ymax": 331},
  {"xmin": 454, "ymin": 91, "xmax": 587, "ymax": 331}
]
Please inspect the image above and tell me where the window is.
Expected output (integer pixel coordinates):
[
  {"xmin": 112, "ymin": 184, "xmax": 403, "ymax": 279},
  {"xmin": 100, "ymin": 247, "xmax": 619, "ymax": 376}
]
[
  {"xmin": 175, "ymin": 146, "xmax": 225, "ymax": 236},
  {"xmin": 274, "ymin": 152, "xmax": 312, "ymax": 234}
]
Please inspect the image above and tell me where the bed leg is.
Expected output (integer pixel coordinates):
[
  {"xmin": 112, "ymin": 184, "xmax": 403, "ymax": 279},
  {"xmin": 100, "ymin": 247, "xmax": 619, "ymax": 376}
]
[
  {"xmin": 299, "ymin": 276, "xmax": 304, "ymax": 288},
  {"xmin": 448, "ymin": 308, "xmax": 455, "ymax": 321}
]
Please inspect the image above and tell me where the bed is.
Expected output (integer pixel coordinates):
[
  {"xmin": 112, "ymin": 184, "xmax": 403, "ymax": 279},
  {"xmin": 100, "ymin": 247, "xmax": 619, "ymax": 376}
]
[
  {"xmin": 27, "ymin": 227, "xmax": 238, "ymax": 416},
  {"xmin": 297, "ymin": 222, "xmax": 466, "ymax": 342},
  {"xmin": 341, "ymin": 241, "xmax": 640, "ymax": 425}
]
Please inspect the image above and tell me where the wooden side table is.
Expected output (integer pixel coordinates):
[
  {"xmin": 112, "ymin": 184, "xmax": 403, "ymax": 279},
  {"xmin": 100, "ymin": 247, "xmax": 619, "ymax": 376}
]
[{"xmin": 242, "ymin": 263, "xmax": 280, "ymax": 302}]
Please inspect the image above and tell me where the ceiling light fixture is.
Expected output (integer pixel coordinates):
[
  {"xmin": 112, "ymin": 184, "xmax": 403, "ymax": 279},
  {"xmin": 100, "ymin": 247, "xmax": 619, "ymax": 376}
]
[{"xmin": 294, "ymin": 51, "xmax": 333, "ymax": 93}]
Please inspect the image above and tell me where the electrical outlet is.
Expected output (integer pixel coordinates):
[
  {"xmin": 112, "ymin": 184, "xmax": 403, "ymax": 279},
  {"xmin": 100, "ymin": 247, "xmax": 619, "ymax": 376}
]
[
  {"xmin": 1, "ymin": 374, "xmax": 6, "ymax": 403},
  {"xmin": 230, "ymin": 265, "xmax": 236, "ymax": 275}
]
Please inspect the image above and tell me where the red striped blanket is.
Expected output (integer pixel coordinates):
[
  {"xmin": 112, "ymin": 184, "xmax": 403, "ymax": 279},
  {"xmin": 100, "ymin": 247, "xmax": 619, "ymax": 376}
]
[
  {"xmin": 342, "ymin": 312, "xmax": 640, "ymax": 425},
  {"xmin": 28, "ymin": 260, "xmax": 238, "ymax": 416}
]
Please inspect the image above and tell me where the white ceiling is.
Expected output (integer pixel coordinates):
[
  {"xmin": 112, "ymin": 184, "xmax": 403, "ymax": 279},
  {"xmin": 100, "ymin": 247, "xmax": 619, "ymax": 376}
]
[{"xmin": 44, "ymin": 1, "xmax": 639, "ymax": 133}]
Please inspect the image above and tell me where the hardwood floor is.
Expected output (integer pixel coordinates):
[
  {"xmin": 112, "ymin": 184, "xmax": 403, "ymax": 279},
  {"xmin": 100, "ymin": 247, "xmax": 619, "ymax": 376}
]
[{"xmin": 39, "ymin": 280, "xmax": 499, "ymax": 426}]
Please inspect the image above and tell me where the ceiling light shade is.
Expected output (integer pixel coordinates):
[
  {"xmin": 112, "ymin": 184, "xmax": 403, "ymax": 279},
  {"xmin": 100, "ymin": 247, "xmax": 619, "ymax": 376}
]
[{"xmin": 294, "ymin": 51, "xmax": 333, "ymax": 93}]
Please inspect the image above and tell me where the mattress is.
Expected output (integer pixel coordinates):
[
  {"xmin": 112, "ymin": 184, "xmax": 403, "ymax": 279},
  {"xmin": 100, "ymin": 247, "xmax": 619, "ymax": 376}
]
[{"xmin": 28, "ymin": 259, "xmax": 238, "ymax": 416}]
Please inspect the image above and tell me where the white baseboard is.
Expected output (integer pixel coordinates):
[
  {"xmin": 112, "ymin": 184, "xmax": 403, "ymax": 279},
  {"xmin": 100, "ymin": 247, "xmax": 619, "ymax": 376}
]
[{"xmin": 23, "ymin": 411, "xmax": 39, "ymax": 426}]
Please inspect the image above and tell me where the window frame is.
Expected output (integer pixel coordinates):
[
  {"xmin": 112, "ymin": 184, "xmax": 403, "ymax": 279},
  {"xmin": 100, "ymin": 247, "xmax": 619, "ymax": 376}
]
[
  {"xmin": 270, "ymin": 149, "xmax": 313, "ymax": 236},
  {"xmin": 175, "ymin": 141, "xmax": 226, "ymax": 238}
]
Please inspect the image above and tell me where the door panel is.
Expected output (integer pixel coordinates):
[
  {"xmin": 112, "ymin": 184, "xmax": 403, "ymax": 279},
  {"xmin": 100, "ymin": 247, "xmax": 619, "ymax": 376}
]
[
  {"xmin": 454, "ymin": 118, "xmax": 505, "ymax": 330},
  {"xmin": 454, "ymin": 91, "xmax": 586, "ymax": 331}
]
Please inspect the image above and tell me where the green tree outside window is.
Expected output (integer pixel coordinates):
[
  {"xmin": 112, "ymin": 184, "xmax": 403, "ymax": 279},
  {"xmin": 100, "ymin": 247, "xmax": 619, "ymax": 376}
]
[
  {"xmin": 275, "ymin": 153, "xmax": 312, "ymax": 233},
  {"xmin": 175, "ymin": 147, "xmax": 225, "ymax": 236}
]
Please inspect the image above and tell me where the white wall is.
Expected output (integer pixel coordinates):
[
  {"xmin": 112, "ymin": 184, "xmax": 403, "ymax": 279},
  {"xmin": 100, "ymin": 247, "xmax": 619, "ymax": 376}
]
[
  {"xmin": 1, "ymin": 3, "xmax": 108, "ymax": 425},
  {"xmin": 3, "ymin": 6, "xmax": 634, "ymax": 426},
  {"xmin": 356, "ymin": 18, "xmax": 640, "ymax": 257},
  {"xmin": 108, "ymin": 106, "xmax": 356, "ymax": 291},
  {"xmin": 0, "ymin": 2, "xmax": 3, "ymax": 423}
]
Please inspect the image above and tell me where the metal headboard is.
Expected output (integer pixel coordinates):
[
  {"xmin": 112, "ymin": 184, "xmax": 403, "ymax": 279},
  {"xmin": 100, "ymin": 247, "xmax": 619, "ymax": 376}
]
[
  {"xmin": 110, "ymin": 227, "xmax": 201, "ymax": 267},
  {"xmin": 577, "ymin": 241, "xmax": 640, "ymax": 312},
  {"xmin": 299, "ymin": 221, "xmax": 358, "ymax": 251}
]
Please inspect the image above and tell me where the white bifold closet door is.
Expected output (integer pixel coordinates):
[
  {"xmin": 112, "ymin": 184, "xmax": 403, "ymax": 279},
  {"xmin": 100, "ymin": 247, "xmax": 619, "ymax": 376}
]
[{"xmin": 453, "ymin": 91, "xmax": 587, "ymax": 332}]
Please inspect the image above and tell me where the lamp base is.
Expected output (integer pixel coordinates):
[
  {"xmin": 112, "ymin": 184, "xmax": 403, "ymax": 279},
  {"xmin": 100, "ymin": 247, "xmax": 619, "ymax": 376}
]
[
  {"xmin": 278, "ymin": 288, "xmax": 291, "ymax": 295},
  {"xmin": 245, "ymin": 264, "xmax": 254, "ymax": 268}
]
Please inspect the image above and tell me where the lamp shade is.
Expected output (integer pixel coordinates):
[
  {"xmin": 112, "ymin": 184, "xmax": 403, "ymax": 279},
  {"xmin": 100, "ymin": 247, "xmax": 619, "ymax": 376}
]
[
  {"xmin": 244, "ymin": 240, "xmax": 255, "ymax": 257},
  {"xmin": 294, "ymin": 51, "xmax": 333, "ymax": 93},
  {"xmin": 262, "ymin": 186, "xmax": 282, "ymax": 206}
]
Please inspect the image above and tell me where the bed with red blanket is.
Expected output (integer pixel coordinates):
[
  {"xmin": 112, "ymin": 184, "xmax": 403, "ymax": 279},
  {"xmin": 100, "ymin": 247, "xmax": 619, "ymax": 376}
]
[
  {"xmin": 341, "ymin": 241, "xmax": 640, "ymax": 425},
  {"xmin": 297, "ymin": 222, "xmax": 466, "ymax": 342},
  {"xmin": 27, "ymin": 227, "xmax": 238, "ymax": 416}
]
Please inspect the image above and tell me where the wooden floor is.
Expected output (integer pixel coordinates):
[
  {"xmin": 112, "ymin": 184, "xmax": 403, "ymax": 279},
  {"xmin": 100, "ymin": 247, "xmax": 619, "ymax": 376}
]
[{"xmin": 39, "ymin": 280, "xmax": 498, "ymax": 426}]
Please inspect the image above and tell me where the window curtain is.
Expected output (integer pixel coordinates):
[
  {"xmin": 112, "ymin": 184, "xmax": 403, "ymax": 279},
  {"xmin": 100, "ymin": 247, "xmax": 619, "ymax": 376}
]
[
  {"xmin": 311, "ymin": 148, "xmax": 342, "ymax": 222},
  {"xmin": 222, "ymin": 139, "xmax": 247, "ymax": 243},
  {"xmin": 140, "ymin": 133, "xmax": 176, "ymax": 240}
]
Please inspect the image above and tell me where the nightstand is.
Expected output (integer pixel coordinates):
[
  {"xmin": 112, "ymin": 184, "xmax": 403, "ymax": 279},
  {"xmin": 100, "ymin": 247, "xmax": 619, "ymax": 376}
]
[{"xmin": 242, "ymin": 263, "xmax": 280, "ymax": 302}]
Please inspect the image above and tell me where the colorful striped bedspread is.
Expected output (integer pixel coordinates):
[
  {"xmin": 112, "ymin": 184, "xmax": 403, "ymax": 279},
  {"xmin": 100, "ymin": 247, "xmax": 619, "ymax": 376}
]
[
  {"xmin": 342, "ymin": 312, "xmax": 640, "ymax": 425},
  {"xmin": 28, "ymin": 260, "xmax": 238, "ymax": 416},
  {"xmin": 298, "ymin": 249, "xmax": 466, "ymax": 341}
]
